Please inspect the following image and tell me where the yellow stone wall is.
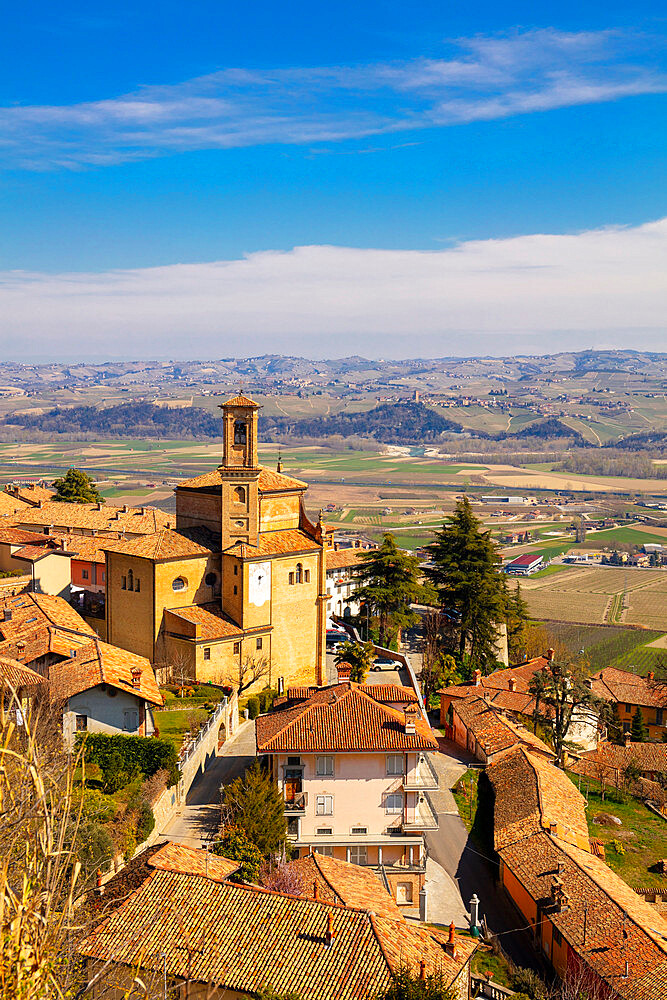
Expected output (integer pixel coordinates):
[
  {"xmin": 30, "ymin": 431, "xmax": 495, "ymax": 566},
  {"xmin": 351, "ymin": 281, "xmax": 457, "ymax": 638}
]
[
  {"xmin": 259, "ymin": 493, "xmax": 301, "ymax": 531},
  {"xmin": 162, "ymin": 629, "xmax": 272, "ymax": 688},
  {"xmin": 175, "ymin": 488, "xmax": 221, "ymax": 533},
  {"xmin": 222, "ymin": 553, "xmax": 244, "ymax": 624},
  {"xmin": 106, "ymin": 554, "xmax": 155, "ymax": 661},
  {"xmin": 269, "ymin": 551, "xmax": 321, "ymax": 687}
]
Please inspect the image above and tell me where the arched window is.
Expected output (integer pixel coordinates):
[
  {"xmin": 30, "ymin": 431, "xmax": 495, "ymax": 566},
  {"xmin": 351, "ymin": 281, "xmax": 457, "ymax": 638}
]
[
  {"xmin": 172, "ymin": 577, "xmax": 187, "ymax": 592},
  {"xmin": 234, "ymin": 420, "xmax": 247, "ymax": 445},
  {"xmin": 296, "ymin": 563, "xmax": 303, "ymax": 584},
  {"xmin": 233, "ymin": 486, "xmax": 246, "ymax": 504},
  {"xmin": 127, "ymin": 568, "xmax": 134, "ymax": 592}
]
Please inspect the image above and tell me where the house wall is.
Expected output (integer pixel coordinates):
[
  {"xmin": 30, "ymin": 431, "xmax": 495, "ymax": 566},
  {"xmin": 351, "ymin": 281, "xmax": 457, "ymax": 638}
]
[
  {"xmin": 499, "ymin": 860, "xmax": 538, "ymax": 926},
  {"xmin": 278, "ymin": 750, "xmax": 420, "ymax": 839},
  {"xmin": 72, "ymin": 558, "xmax": 105, "ymax": 591},
  {"xmin": 175, "ymin": 487, "xmax": 222, "ymax": 534},
  {"xmin": 63, "ymin": 687, "xmax": 150, "ymax": 745},
  {"xmin": 616, "ymin": 701, "xmax": 666, "ymax": 741},
  {"xmin": 29, "ymin": 554, "xmax": 72, "ymax": 599},
  {"xmin": 326, "ymin": 567, "xmax": 361, "ymax": 618}
]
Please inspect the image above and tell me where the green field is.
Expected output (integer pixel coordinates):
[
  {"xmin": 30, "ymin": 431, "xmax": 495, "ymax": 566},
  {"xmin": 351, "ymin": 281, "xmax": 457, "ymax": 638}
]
[
  {"xmin": 579, "ymin": 526, "xmax": 667, "ymax": 547},
  {"xmin": 543, "ymin": 623, "xmax": 664, "ymax": 672}
]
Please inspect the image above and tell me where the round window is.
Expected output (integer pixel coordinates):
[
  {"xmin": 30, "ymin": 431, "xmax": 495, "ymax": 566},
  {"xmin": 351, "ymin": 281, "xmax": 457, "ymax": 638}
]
[
  {"xmin": 172, "ymin": 577, "xmax": 187, "ymax": 592},
  {"xmin": 205, "ymin": 572, "xmax": 217, "ymax": 586}
]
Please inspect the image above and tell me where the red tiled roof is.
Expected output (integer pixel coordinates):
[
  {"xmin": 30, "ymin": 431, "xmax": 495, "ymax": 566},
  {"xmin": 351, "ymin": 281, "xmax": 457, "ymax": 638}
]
[
  {"xmin": 499, "ymin": 832, "xmax": 667, "ymax": 1000},
  {"xmin": 0, "ymin": 527, "xmax": 56, "ymax": 545},
  {"xmin": 278, "ymin": 852, "xmax": 403, "ymax": 920},
  {"xmin": 178, "ymin": 466, "xmax": 307, "ymax": 493},
  {"xmin": 487, "ymin": 745, "xmax": 589, "ymax": 852},
  {"xmin": 0, "ymin": 656, "xmax": 46, "ymax": 691},
  {"xmin": 222, "ymin": 393, "xmax": 260, "ymax": 407},
  {"xmin": 454, "ymin": 696, "xmax": 554, "ymax": 759},
  {"xmin": 572, "ymin": 741, "xmax": 667, "ymax": 780},
  {"xmin": 256, "ymin": 683, "xmax": 437, "ymax": 753},
  {"xmin": 78, "ymin": 866, "xmax": 475, "ymax": 999},
  {"xmin": 592, "ymin": 668, "xmax": 667, "ymax": 710},
  {"xmin": 103, "ymin": 527, "xmax": 218, "ymax": 561},
  {"xmin": 164, "ymin": 603, "xmax": 245, "ymax": 640},
  {"xmin": 225, "ymin": 527, "xmax": 320, "ymax": 558},
  {"xmin": 48, "ymin": 640, "xmax": 163, "ymax": 706},
  {"xmin": 0, "ymin": 592, "xmax": 96, "ymax": 664},
  {"xmin": 148, "ymin": 842, "xmax": 240, "ymax": 880},
  {"xmin": 326, "ymin": 548, "xmax": 367, "ymax": 571},
  {"xmin": 11, "ymin": 544, "xmax": 71, "ymax": 563}
]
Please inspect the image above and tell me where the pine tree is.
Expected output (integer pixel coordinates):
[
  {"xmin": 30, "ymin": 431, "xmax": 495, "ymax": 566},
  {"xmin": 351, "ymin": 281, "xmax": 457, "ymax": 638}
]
[
  {"xmin": 631, "ymin": 706, "xmax": 649, "ymax": 742},
  {"xmin": 52, "ymin": 467, "xmax": 103, "ymax": 504},
  {"xmin": 355, "ymin": 533, "xmax": 428, "ymax": 647},
  {"xmin": 426, "ymin": 498, "xmax": 506, "ymax": 671},
  {"xmin": 221, "ymin": 761, "xmax": 287, "ymax": 856}
]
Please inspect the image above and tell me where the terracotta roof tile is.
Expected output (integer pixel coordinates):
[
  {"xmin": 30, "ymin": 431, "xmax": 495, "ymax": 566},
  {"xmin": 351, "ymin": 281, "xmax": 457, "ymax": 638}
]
[
  {"xmin": 0, "ymin": 592, "xmax": 95, "ymax": 663},
  {"xmin": 11, "ymin": 544, "xmax": 71, "ymax": 563},
  {"xmin": 499, "ymin": 832, "xmax": 667, "ymax": 1000},
  {"xmin": 148, "ymin": 842, "xmax": 240, "ymax": 880},
  {"xmin": 487, "ymin": 745, "xmax": 589, "ymax": 851},
  {"xmin": 165, "ymin": 603, "xmax": 245, "ymax": 640},
  {"xmin": 4, "ymin": 484, "xmax": 54, "ymax": 505},
  {"xmin": 281, "ymin": 853, "xmax": 404, "ymax": 920},
  {"xmin": 178, "ymin": 466, "xmax": 307, "ymax": 492},
  {"xmin": 256, "ymin": 683, "xmax": 437, "ymax": 753},
  {"xmin": 78, "ymin": 865, "xmax": 474, "ymax": 998},
  {"xmin": 0, "ymin": 656, "xmax": 46, "ymax": 691},
  {"xmin": 0, "ymin": 527, "xmax": 56, "ymax": 545},
  {"xmin": 225, "ymin": 527, "xmax": 319, "ymax": 558},
  {"xmin": 326, "ymin": 548, "xmax": 367, "ymax": 571},
  {"xmin": 48, "ymin": 639, "xmax": 163, "ymax": 706},
  {"xmin": 572, "ymin": 741, "xmax": 667, "ymax": 781},
  {"xmin": 592, "ymin": 668, "xmax": 667, "ymax": 710},
  {"xmin": 454, "ymin": 696, "xmax": 554, "ymax": 759},
  {"xmin": 11, "ymin": 500, "xmax": 174, "ymax": 536},
  {"xmin": 103, "ymin": 526, "xmax": 218, "ymax": 561},
  {"xmin": 222, "ymin": 393, "xmax": 259, "ymax": 407}
]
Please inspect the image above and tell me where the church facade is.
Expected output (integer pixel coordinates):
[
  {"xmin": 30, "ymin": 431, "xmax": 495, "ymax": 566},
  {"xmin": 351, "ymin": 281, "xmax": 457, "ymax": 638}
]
[{"xmin": 104, "ymin": 395, "xmax": 328, "ymax": 690}]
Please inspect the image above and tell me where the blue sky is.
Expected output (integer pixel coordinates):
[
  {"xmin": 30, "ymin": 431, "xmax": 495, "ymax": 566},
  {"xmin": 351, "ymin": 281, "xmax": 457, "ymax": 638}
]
[{"xmin": 0, "ymin": 2, "xmax": 666, "ymax": 359}]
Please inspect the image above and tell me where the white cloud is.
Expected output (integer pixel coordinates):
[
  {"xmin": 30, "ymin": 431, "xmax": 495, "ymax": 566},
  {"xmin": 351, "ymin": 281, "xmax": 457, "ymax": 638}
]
[
  {"xmin": 1, "ymin": 28, "xmax": 665, "ymax": 168},
  {"xmin": 1, "ymin": 218, "xmax": 665, "ymax": 360}
]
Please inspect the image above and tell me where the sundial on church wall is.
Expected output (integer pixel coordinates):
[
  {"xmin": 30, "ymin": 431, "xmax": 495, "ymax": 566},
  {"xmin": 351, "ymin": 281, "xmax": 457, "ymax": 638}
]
[{"xmin": 249, "ymin": 561, "xmax": 271, "ymax": 607}]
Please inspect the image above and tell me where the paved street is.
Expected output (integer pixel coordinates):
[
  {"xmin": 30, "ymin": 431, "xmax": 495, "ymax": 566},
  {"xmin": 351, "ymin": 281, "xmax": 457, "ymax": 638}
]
[
  {"xmin": 426, "ymin": 734, "xmax": 545, "ymax": 973},
  {"xmin": 162, "ymin": 720, "xmax": 257, "ymax": 848}
]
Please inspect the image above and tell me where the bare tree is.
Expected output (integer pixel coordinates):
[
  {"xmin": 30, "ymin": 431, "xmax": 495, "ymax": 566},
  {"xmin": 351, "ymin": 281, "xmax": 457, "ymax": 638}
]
[{"xmin": 234, "ymin": 654, "xmax": 270, "ymax": 696}]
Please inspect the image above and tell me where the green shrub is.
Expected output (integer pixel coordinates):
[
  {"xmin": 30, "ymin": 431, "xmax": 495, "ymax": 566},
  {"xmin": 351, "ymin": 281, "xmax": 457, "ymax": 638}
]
[
  {"xmin": 136, "ymin": 799, "xmax": 155, "ymax": 842},
  {"xmin": 214, "ymin": 824, "xmax": 264, "ymax": 881},
  {"xmin": 247, "ymin": 696, "xmax": 260, "ymax": 720},
  {"xmin": 510, "ymin": 969, "xmax": 549, "ymax": 1000},
  {"xmin": 259, "ymin": 688, "xmax": 277, "ymax": 713},
  {"xmin": 76, "ymin": 732, "xmax": 179, "ymax": 787},
  {"xmin": 75, "ymin": 820, "xmax": 114, "ymax": 879}
]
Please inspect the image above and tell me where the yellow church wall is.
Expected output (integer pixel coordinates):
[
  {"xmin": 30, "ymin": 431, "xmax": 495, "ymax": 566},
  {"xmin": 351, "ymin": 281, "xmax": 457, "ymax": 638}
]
[
  {"xmin": 106, "ymin": 554, "xmax": 155, "ymax": 661},
  {"xmin": 162, "ymin": 627, "xmax": 272, "ymax": 687},
  {"xmin": 269, "ymin": 552, "xmax": 321, "ymax": 687},
  {"xmin": 222, "ymin": 553, "xmax": 244, "ymax": 625},
  {"xmin": 175, "ymin": 488, "xmax": 221, "ymax": 534},
  {"xmin": 259, "ymin": 493, "xmax": 301, "ymax": 532}
]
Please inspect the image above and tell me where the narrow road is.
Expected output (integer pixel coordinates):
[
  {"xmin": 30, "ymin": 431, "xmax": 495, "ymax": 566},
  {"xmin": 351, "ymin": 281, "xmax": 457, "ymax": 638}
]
[
  {"xmin": 162, "ymin": 721, "xmax": 256, "ymax": 848},
  {"xmin": 426, "ymin": 735, "xmax": 546, "ymax": 974}
]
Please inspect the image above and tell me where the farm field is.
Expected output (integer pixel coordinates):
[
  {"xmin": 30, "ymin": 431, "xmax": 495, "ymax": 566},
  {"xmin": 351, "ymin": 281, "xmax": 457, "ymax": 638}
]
[{"xmin": 515, "ymin": 566, "xmax": 667, "ymax": 630}]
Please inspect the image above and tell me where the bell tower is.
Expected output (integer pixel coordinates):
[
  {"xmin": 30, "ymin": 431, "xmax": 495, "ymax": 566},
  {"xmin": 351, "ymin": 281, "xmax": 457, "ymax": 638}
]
[{"xmin": 218, "ymin": 394, "xmax": 261, "ymax": 549}]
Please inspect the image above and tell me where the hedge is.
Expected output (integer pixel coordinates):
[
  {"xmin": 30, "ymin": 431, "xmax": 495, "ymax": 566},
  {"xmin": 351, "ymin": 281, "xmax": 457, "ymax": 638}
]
[{"xmin": 76, "ymin": 732, "xmax": 179, "ymax": 787}]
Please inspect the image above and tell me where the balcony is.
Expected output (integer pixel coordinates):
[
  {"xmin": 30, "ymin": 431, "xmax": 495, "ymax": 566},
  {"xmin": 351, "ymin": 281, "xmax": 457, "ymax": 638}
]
[
  {"xmin": 402, "ymin": 753, "xmax": 439, "ymax": 792},
  {"xmin": 402, "ymin": 793, "xmax": 438, "ymax": 832},
  {"xmin": 284, "ymin": 791, "xmax": 308, "ymax": 815}
]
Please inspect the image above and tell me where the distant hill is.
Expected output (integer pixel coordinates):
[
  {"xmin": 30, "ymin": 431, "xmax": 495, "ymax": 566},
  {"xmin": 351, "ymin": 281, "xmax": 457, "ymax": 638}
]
[
  {"xmin": 259, "ymin": 401, "xmax": 464, "ymax": 444},
  {"xmin": 3, "ymin": 402, "xmax": 220, "ymax": 439}
]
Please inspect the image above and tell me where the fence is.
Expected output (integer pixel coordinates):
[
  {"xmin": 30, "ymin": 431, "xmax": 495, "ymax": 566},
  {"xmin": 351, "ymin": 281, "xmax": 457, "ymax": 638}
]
[{"xmin": 471, "ymin": 977, "xmax": 515, "ymax": 999}]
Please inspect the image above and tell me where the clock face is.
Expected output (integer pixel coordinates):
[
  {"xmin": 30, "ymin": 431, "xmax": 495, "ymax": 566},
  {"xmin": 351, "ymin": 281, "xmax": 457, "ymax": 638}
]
[{"xmin": 249, "ymin": 561, "xmax": 271, "ymax": 607}]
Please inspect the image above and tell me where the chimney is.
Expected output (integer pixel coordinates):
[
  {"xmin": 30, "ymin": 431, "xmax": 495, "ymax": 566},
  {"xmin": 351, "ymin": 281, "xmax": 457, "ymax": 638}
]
[
  {"xmin": 404, "ymin": 704, "xmax": 418, "ymax": 734},
  {"xmin": 131, "ymin": 666, "xmax": 142, "ymax": 689},
  {"xmin": 336, "ymin": 661, "xmax": 352, "ymax": 683},
  {"xmin": 3, "ymin": 609, "xmax": 12, "ymax": 621},
  {"xmin": 648, "ymin": 671, "xmax": 655, "ymax": 682},
  {"xmin": 473, "ymin": 669, "xmax": 482, "ymax": 687},
  {"xmin": 325, "ymin": 913, "xmax": 334, "ymax": 947},
  {"xmin": 419, "ymin": 960, "xmax": 426, "ymax": 981},
  {"xmin": 277, "ymin": 453, "xmax": 283, "ymax": 473},
  {"xmin": 122, "ymin": 505, "xmax": 129, "ymax": 513},
  {"xmin": 508, "ymin": 677, "xmax": 516, "ymax": 693},
  {"xmin": 444, "ymin": 921, "xmax": 458, "ymax": 958},
  {"xmin": 546, "ymin": 648, "xmax": 555, "ymax": 662},
  {"xmin": 624, "ymin": 732, "xmax": 632, "ymax": 747},
  {"xmin": 36, "ymin": 500, "xmax": 43, "ymax": 508},
  {"xmin": 96, "ymin": 502, "xmax": 103, "ymax": 510}
]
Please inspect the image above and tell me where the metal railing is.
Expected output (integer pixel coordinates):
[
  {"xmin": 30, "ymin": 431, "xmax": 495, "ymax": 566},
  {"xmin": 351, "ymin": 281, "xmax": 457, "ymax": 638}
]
[
  {"xmin": 178, "ymin": 697, "xmax": 227, "ymax": 769},
  {"xmin": 403, "ymin": 752, "xmax": 439, "ymax": 790},
  {"xmin": 284, "ymin": 791, "xmax": 308, "ymax": 813}
]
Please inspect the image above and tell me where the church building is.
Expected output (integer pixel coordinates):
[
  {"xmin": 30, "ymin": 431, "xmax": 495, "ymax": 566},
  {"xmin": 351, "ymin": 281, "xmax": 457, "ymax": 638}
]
[{"xmin": 103, "ymin": 395, "xmax": 328, "ymax": 690}]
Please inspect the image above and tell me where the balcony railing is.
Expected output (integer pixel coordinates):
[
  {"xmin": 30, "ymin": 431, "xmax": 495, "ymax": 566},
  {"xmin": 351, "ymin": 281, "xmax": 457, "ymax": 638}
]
[
  {"xmin": 284, "ymin": 791, "xmax": 308, "ymax": 814},
  {"xmin": 402, "ymin": 792, "xmax": 438, "ymax": 831},
  {"xmin": 403, "ymin": 753, "xmax": 439, "ymax": 791}
]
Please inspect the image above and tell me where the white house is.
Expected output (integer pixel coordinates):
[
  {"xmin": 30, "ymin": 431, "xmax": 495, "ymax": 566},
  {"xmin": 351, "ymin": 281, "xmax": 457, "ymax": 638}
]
[
  {"xmin": 256, "ymin": 682, "xmax": 439, "ymax": 907},
  {"xmin": 325, "ymin": 547, "xmax": 366, "ymax": 619}
]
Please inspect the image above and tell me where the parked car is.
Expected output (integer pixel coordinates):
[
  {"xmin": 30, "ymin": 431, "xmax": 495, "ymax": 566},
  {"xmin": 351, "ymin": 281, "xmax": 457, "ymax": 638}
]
[
  {"xmin": 372, "ymin": 655, "xmax": 398, "ymax": 672},
  {"xmin": 326, "ymin": 629, "xmax": 348, "ymax": 646}
]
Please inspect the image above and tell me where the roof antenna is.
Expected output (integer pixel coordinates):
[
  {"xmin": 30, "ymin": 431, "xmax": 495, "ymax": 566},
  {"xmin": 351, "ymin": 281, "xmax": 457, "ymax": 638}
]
[{"xmin": 277, "ymin": 450, "xmax": 283, "ymax": 473}]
